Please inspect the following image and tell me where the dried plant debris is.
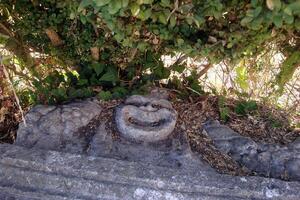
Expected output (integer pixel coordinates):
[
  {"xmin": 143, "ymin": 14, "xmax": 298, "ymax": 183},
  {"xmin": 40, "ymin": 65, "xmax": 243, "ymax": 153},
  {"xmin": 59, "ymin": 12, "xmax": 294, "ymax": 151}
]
[
  {"xmin": 97, "ymin": 99, "xmax": 122, "ymax": 140},
  {"xmin": 224, "ymin": 101, "xmax": 299, "ymax": 144},
  {"xmin": 173, "ymin": 96, "xmax": 247, "ymax": 175},
  {"xmin": 0, "ymin": 97, "xmax": 25, "ymax": 144},
  {"xmin": 82, "ymin": 99, "xmax": 121, "ymax": 153}
]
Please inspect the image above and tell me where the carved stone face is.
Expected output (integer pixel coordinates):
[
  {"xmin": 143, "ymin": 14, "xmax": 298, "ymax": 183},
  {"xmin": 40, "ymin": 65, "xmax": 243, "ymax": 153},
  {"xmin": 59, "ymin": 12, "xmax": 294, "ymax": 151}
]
[{"xmin": 115, "ymin": 95, "xmax": 177, "ymax": 142}]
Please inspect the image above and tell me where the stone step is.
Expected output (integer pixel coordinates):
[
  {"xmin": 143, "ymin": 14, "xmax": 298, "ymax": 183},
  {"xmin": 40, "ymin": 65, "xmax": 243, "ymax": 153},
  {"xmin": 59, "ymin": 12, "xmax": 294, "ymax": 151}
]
[{"xmin": 0, "ymin": 144, "xmax": 300, "ymax": 200}]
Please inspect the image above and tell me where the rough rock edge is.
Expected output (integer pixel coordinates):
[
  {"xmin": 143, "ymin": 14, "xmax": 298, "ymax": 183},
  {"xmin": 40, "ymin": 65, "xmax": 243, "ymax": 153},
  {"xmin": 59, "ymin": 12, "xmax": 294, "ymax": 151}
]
[{"xmin": 203, "ymin": 120, "xmax": 300, "ymax": 181}]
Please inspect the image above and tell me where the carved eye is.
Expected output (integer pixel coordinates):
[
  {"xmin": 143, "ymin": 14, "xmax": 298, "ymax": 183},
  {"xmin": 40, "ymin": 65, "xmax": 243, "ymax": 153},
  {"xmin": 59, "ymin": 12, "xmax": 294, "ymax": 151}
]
[{"xmin": 115, "ymin": 95, "xmax": 177, "ymax": 142}]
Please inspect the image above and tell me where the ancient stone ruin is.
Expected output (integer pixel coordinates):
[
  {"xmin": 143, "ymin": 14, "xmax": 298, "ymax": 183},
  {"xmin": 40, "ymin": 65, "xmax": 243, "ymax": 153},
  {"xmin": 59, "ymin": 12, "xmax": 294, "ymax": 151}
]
[
  {"xmin": 90, "ymin": 95, "xmax": 209, "ymax": 169},
  {"xmin": 0, "ymin": 94, "xmax": 300, "ymax": 199}
]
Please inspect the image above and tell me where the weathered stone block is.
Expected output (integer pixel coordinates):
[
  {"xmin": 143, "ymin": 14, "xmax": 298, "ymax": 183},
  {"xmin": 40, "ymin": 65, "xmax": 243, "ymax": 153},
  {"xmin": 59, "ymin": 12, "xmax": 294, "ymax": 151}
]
[
  {"xmin": 16, "ymin": 99, "xmax": 102, "ymax": 153},
  {"xmin": 1, "ymin": 144, "xmax": 300, "ymax": 200}
]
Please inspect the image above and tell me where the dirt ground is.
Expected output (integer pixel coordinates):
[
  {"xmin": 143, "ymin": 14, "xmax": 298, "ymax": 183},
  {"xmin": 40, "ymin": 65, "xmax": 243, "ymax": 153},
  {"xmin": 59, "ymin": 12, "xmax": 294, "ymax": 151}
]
[{"xmin": 1, "ymin": 94, "xmax": 299, "ymax": 176}]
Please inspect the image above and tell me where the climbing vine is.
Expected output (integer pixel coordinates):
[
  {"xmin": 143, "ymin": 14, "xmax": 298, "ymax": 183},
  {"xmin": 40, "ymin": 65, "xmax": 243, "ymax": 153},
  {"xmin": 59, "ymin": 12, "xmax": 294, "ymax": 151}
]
[{"xmin": 0, "ymin": 0, "xmax": 300, "ymax": 104}]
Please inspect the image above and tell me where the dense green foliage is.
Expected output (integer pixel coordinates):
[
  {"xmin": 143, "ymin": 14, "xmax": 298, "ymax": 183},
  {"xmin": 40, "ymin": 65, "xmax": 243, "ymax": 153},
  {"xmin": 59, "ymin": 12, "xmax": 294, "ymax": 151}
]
[{"xmin": 0, "ymin": 0, "xmax": 300, "ymax": 104}]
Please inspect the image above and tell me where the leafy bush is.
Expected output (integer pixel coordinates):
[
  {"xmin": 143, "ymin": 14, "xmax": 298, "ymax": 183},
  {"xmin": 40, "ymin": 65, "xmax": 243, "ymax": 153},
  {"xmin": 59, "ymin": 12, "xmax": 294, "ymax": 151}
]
[{"xmin": 0, "ymin": 0, "xmax": 300, "ymax": 104}]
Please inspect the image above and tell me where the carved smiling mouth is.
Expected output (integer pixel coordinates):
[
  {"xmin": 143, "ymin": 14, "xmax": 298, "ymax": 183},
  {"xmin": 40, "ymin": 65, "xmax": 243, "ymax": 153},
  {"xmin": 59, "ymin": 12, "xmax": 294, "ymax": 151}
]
[
  {"xmin": 115, "ymin": 95, "xmax": 177, "ymax": 142},
  {"xmin": 124, "ymin": 105, "xmax": 175, "ymax": 130},
  {"xmin": 128, "ymin": 116, "xmax": 167, "ymax": 128}
]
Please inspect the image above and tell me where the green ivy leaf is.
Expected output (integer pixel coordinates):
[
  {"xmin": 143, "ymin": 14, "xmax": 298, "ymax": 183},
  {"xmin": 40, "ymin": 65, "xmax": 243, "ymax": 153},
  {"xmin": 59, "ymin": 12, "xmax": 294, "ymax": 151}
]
[
  {"xmin": 172, "ymin": 64, "xmax": 185, "ymax": 73},
  {"xmin": 266, "ymin": 0, "xmax": 281, "ymax": 11},
  {"xmin": 112, "ymin": 87, "xmax": 128, "ymax": 98},
  {"xmin": 283, "ymin": 14, "xmax": 294, "ymax": 24},
  {"xmin": 92, "ymin": 62, "xmax": 105, "ymax": 76},
  {"xmin": 153, "ymin": 65, "xmax": 170, "ymax": 79},
  {"xmin": 241, "ymin": 16, "xmax": 253, "ymax": 26},
  {"xmin": 130, "ymin": 3, "xmax": 140, "ymax": 16},
  {"xmin": 77, "ymin": 79, "xmax": 89, "ymax": 86},
  {"xmin": 69, "ymin": 88, "xmax": 92, "ymax": 98},
  {"xmin": 137, "ymin": 9, "xmax": 152, "ymax": 21},
  {"xmin": 51, "ymin": 88, "xmax": 67, "ymax": 100},
  {"xmin": 160, "ymin": 0, "xmax": 170, "ymax": 8},
  {"xmin": 185, "ymin": 16, "xmax": 193, "ymax": 25},
  {"xmin": 137, "ymin": 42, "xmax": 148, "ymax": 51},
  {"xmin": 78, "ymin": 0, "xmax": 93, "ymax": 12},
  {"xmin": 283, "ymin": 7, "xmax": 293, "ymax": 16},
  {"xmin": 194, "ymin": 15, "xmax": 205, "ymax": 28},
  {"xmin": 97, "ymin": 91, "xmax": 112, "ymax": 101},
  {"xmin": 250, "ymin": 16, "xmax": 263, "ymax": 30},
  {"xmin": 108, "ymin": 0, "xmax": 122, "ymax": 14},
  {"xmin": 80, "ymin": 15, "xmax": 87, "ymax": 24},
  {"xmin": 122, "ymin": 0, "xmax": 129, "ymax": 8},
  {"xmin": 177, "ymin": 38, "xmax": 184, "ymax": 46},
  {"xmin": 93, "ymin": 0, "xmax": 110, "ymax": 7},
  {"xmin": 251, "ymin": 0, "xmax": 258, "ymax": 7},
  {"xmin": 253, "ymin": 6, "xmax": 262, "ymax": 17},
  {"xmin": 137, "ymin": 0, "xmax": 153, "ymax": 5},
  {"xmin": 287, "ymin": 2, "xmax": 300, "ymax": 15},
  {"xmin": 158, "ymin": 12, "xmax": 167, "ymax": 24},
  {"xmin": 169, "ymin": 15, "xmax": 176, "ymax": 28},
  {"xmin": 227, "ymin": 42, "xmax": 233, "ymax": 48},
  {"xmin": 99, "ymin": 69, "xmax": 118, "ymax": 83},
  {"xmin": 273, "ymin": 14, "xmax": 283, "ymax": 28}
]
